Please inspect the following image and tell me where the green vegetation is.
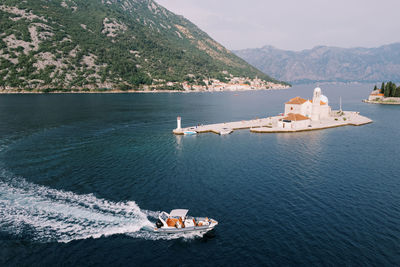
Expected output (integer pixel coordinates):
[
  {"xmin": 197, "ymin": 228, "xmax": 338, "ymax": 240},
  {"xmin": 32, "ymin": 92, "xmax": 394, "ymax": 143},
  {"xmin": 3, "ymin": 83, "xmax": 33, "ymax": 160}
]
[
  {"xmin": 375, "ymin": 82, "xmax": 400, "ymax": 97},
  {"xmin": 0, "ymin": 0, "xmax": 285, "ymax": 92}
]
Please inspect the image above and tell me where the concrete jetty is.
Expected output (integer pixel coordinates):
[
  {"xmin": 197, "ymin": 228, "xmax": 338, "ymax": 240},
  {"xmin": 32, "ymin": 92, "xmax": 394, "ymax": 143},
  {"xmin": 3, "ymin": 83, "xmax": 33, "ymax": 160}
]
[
  {"xmin": 173, "ymin": 117, "xmax": 271, "ymax": 135},
  {"xmin": 172, "ymin": 111, "xmax": 372, "ymax": 135}
]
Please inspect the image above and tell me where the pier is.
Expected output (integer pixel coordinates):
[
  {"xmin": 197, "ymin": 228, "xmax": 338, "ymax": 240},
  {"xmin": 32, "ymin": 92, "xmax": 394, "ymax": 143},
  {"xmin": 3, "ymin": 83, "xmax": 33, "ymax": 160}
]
[
  {"xmin": 173, "ymin": 117, "xmax": 272, "ymax": 135},
  {"xmin": 173, "ymin": 111, "xmax": 372, "ymax": 135}
]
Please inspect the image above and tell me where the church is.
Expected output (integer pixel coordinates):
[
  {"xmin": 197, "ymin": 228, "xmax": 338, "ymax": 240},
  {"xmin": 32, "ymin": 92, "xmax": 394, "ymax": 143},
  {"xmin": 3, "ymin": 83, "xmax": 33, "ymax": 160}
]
[{"xmin": 279, "ymin": 87, "xmax": 332, "ymax": 129}]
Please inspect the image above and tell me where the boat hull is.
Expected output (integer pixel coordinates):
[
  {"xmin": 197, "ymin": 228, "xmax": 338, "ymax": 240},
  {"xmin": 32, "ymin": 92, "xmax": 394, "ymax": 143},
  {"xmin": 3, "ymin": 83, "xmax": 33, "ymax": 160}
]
[
  {"xmin": 154, "ymin": 211, "xmax": 218, "ymax": 234},
  {"xmin": 183, "ymin": 131, "xmax": 197, "ymax": 135},
  {"xmin": 154, "ymin": 224, "xmax": 216, "ymax": 234}
]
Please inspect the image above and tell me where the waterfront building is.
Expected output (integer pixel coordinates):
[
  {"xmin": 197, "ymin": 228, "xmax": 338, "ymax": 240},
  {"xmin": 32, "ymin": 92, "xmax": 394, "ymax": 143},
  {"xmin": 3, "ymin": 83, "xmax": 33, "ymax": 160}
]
[
  {"xmin": 282, "ymin": 87, "xmax": 332, "ymax": 129},
  {"xmin": 278, "ymin": 113, "xmax": 311, "ymax": 129},
  {"xmin": 368, "ymin": 90, "xmax": 384, "ymax": 101},
  {"xmin": 285, "ymin": 96, "xmax": 312, "ymax": 117},
  {"xmin": 310, "ymin": 87, "xmax": 331, "ymax": 121}
]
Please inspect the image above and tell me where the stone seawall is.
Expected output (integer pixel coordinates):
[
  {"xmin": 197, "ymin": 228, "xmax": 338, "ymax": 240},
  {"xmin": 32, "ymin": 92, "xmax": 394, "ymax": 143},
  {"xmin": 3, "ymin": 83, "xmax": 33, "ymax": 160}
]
[{"xmin": 363, "ymin": 98, "xmax": 400, "ymax": 105}]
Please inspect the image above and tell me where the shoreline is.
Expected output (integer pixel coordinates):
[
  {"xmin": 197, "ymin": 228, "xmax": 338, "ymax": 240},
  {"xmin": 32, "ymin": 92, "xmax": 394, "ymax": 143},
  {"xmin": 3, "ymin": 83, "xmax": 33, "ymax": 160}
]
[
  {"xmin": 0, "ymin": 87, "xmax": 290, "ymax": 95},
  {"xmin": 363, "ymin": 99, "xmax": 400, "ymax": 105}
]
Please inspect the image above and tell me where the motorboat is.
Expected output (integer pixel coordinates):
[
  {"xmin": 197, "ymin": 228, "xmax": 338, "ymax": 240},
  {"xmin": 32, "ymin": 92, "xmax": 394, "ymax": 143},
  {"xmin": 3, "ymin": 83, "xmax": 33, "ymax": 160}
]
[
  {"xmin": 154, "ymin": 209, "xmax": 218, "ymax": 233},
  {"xmin": 183, "ymin": 130, "xmax": 197, "ymax": 135}
]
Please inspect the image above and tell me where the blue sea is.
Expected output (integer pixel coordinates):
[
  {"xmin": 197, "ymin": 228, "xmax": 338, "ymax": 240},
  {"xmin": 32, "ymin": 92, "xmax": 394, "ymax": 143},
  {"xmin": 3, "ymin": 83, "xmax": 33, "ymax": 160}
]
[{"xmin": 0, "ymin": 84, "xmax": 399, "ymax": 266}]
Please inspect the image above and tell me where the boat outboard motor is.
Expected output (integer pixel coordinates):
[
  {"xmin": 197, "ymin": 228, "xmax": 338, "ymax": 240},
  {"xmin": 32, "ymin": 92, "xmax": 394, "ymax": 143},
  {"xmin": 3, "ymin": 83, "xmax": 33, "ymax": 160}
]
[{"xmin": 156, "ymin": 219, "xmax": 164, "ymax": 228}]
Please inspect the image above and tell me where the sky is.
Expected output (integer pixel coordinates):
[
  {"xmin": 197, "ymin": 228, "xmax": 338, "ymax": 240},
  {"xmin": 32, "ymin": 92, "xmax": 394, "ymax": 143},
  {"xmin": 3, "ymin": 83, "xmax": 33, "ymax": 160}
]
[{"xmin": 156, "ymin": 0, "xmax": 400, "ymax": 51}]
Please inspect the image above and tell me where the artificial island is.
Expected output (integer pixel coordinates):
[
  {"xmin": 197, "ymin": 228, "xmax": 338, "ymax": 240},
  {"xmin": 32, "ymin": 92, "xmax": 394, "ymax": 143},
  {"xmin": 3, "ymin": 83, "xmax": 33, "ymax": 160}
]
[
  {"xmin": 173, "ymin": 87, "xmax": 372, "ymax": 135},
  {"xmin": 363, "ymin": 82, "xmax": 400, "ymax": 104}
]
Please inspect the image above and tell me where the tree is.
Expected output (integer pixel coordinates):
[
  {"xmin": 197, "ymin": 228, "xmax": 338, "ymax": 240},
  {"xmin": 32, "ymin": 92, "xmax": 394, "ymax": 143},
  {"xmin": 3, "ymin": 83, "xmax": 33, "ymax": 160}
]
[
  {"xmin": 384, "ymin": 82, "xmax": 390, "ymax": 97},
  {"xmin": 390, "ymin": 82, "xmax": 396, "ymax": 97},
  {"xmin": 373, "ymin": 85, "xmax": 377, "ymax": 91},
  {"xmin": 380, "ymin": 82, "xmax": 385, "ymax": 94},
  {"xmin": 384, "ymin": 81, "xmax": 397, "ymax": 97},
  {"xmin": 392, "ymin": 86, "xmax": 397, "ymax": 98},
  {"xmin": 391, "ymin": 82, "xmax": 397, "ymax": 97}
]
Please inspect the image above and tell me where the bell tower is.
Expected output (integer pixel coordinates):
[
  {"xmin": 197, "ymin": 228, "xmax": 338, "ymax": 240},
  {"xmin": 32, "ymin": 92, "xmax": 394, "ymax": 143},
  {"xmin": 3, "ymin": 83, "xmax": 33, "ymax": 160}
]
[{"xmin": 311, "ymin": 87, "xmax": 321, "ymax": 121}]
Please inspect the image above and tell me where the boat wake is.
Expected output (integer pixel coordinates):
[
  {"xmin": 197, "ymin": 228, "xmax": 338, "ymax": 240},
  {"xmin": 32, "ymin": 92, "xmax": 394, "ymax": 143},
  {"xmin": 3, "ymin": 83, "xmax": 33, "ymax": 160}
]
[{"xmin": 0, "ymin": 169, "xmax": 203, "ymax": 243}]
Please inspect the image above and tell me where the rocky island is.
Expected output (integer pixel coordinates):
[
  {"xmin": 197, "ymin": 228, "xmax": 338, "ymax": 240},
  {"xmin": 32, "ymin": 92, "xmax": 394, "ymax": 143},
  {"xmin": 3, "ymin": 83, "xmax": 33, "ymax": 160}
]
[{"xmin": 364, "ymin": 82, "xmax": 400, "ymax": 104}]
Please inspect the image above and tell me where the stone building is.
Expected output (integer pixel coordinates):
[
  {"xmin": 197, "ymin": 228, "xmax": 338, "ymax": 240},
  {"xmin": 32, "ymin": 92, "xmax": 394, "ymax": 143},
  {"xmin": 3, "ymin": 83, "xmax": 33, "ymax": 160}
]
[
  {"xmin": 280, "ymin": 87, "xmax": 332, "ymax": 129},
  {"xmin": 368, "ymin": 90, "xmax": 384, "ymax": 101}
]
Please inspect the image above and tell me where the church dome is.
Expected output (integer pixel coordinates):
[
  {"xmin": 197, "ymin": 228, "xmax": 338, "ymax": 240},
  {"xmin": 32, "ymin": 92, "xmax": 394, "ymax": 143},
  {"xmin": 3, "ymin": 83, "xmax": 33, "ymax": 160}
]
[
  {"xmin": 320, "ymin": 95, "xmax": 329, "ymax": 104},
  {"xmin": 314, "ymin": 87, "xmax": 321, "ymax": 93}
]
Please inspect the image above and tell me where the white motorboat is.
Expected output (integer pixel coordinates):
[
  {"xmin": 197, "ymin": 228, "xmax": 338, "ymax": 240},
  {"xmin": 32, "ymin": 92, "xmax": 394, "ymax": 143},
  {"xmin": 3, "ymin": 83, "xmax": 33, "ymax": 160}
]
[
  {"xmin": 154, "ymin": 209, "xmax": 218, "ymax": 233},
  {"xmin": 183, "ymin": 130, "xmax": 197, "ymax": 135}
]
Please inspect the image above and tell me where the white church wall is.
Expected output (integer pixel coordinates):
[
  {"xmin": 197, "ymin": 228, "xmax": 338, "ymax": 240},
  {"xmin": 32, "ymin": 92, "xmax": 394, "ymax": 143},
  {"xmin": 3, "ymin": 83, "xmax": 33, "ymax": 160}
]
[
  {"xmin": 285, "ymin": 104, "xmax": 302, "ymax": 115},
  {"xmin": 300, "ymin": 101, "xmax": 312, "ymax": 117}
]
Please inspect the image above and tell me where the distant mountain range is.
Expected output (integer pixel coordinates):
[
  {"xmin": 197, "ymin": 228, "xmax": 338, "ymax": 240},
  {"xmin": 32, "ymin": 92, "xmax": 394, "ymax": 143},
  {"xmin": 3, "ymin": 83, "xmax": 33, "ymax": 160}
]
[
  {"xmin": 234, "ymin": 43, "xmax": 400, "ymax": 84},
  {"xmin": 0, "ymin": 0, "xmax": 282, "ymax": 92}
]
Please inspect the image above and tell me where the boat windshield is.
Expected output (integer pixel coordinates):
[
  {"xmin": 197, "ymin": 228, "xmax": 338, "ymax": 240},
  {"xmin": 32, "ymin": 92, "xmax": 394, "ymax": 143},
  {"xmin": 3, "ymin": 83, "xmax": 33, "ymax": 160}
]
[{"xmin": 160, "ymin": 212, "xmax": 168, "ymax": 222}]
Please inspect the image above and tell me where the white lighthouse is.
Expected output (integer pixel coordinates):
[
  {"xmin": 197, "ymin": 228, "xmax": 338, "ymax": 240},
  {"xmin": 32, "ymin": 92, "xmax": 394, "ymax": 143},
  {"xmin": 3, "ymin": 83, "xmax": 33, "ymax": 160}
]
[{"xmin": 176, "ymin": 116, "xmax": 181, "ymax": 130}]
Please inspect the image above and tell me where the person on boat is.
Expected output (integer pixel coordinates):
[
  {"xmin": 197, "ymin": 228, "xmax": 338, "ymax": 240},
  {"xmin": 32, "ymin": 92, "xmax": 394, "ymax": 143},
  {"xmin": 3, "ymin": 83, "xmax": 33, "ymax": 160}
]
[{"xmin": 179, "ymin": 217, "xmax": 185, "ymax": 228}]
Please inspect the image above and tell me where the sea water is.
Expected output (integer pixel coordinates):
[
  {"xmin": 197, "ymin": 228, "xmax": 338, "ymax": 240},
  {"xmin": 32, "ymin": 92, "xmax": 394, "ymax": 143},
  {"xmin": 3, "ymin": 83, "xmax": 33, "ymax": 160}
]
[{"xmin": 0, "ymin": 84, "xmax": 399, "ymax": 266}]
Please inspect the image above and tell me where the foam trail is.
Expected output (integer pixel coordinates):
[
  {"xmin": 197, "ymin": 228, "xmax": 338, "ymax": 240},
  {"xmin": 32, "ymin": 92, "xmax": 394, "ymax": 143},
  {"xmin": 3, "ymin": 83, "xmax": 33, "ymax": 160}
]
[
  {"xmin": 128, "ymin": 229, "xmax": 207, "ymax": 241},
  {"xmin": 0, "ymin": 169, "xmax": 205, "ymax": 243},
  {"xmin": 0, "ymin": 169, "xmax": 154, "ymax": 243}
]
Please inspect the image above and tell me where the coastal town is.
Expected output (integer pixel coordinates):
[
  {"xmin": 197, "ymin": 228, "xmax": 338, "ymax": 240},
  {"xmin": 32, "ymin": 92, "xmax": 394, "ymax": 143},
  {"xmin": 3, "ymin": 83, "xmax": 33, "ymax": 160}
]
[
  {"xmin": 173, "ymin": 87, "xmax": 372, "ymax": 135},
  {"xmin": 150, "ymin": 74, "xmax": 289, "ymax": 92},
  {"xmin": 181, "ymin": 76, "xmax": 289, "ymax": 91},
  {"xmin": 0, "ymin": 76, "xmax": 288, "ymax": 93}
]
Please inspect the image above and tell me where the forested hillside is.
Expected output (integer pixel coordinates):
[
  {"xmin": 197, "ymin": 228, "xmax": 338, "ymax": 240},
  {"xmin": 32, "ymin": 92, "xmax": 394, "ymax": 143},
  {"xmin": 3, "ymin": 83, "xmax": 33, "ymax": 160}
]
[{"xmin": 0, "ymin": 0, "xmax": 282, "ymax": 92}]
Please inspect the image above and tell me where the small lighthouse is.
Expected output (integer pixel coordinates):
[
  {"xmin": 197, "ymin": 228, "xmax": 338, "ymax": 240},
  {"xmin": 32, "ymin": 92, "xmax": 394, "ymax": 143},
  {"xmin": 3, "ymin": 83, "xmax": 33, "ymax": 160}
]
[{"xmin": 177, "ymin": 116, "xmax": 181, "ymax": 130}]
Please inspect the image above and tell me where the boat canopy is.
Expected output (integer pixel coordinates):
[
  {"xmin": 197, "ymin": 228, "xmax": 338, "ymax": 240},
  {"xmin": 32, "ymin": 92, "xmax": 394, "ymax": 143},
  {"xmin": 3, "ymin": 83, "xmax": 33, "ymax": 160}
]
[{"xmin": 169, "ymin": 209, "xmax": 189, "ymax": 217}]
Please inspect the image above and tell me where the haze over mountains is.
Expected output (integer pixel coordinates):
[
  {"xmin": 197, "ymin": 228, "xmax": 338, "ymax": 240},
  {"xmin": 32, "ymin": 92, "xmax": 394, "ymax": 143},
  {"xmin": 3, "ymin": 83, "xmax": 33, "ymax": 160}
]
[
  {"xmin": 0, "ymin": 0, "xmax": 281, "ymax": 92},
  {"xmin": 234, "ymin": 43, "xmax": 400, "ymax": 84}
]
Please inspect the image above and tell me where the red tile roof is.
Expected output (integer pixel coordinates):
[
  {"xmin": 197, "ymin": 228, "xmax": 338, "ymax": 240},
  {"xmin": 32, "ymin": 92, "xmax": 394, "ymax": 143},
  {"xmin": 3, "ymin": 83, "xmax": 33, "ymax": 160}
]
[
  {"xmin": 285, "ymin": 96, "xmax": 308, "ymax": 105},
  {"xmin": 370, "ymin": 90, "xmax": 383, "ymax": 95},
  {"xmin": 283, "ymin": 113, "xmax": 310, "ymax": 121},
  {"xmin": 370, "ymin": 92, "xmax": 384, "ymax": 96}
]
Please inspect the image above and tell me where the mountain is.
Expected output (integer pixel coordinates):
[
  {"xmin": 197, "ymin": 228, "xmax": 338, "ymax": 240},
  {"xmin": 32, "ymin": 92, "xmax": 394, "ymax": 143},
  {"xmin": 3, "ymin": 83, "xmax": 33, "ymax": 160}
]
[
  {"xmin": 234, "ymin": 44, "xmax": 400, "ymax": 84},
  {"xmin": 0, "ymin": 0, "xmax": 284, "ymax": 92}
]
